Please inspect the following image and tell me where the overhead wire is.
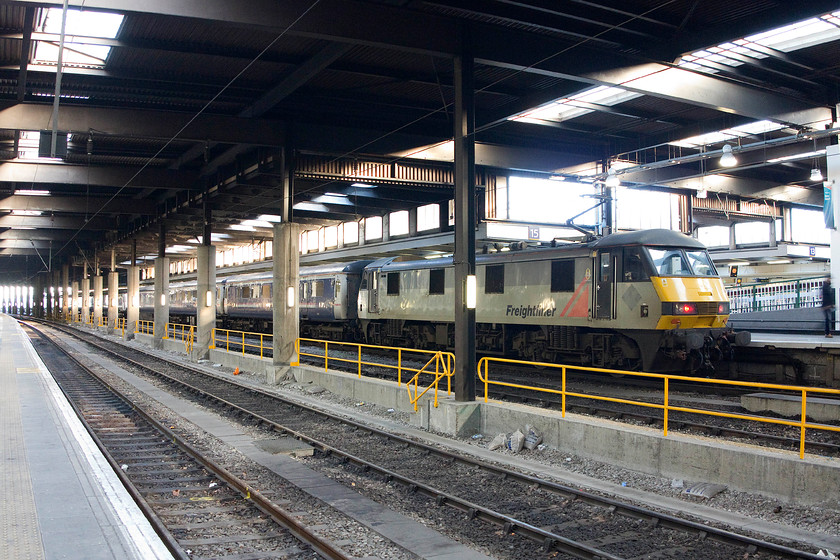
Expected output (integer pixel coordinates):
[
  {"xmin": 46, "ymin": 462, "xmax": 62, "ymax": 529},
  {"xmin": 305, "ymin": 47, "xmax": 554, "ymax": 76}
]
[
  {"xmin": 48, "ymin": 0, "xmax": 323, "ymax": 260},
  {"xmin": 43, "ymin": 0, "xmax": 683, "ymax": 265}
]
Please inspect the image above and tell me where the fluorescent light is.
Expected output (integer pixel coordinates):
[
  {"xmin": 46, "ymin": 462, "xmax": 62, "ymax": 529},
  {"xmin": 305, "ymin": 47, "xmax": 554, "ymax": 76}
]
[
  {"xmin": 810, "ymin": 168, "xmax": 823, "ymax": 182},
  {"xmin": 205, "ymin": 290, "xmax": 213, "ymax": 307},
  {"xmin": 159, "ymin": 294, "xmax": 166, "ymax": 306},
  {"xmin": 257, "ymin": 214, "xmax": 283, "ymax": 223},
  {"xmin": 240, "ymin": 219, "xmax": 273, "ymax": 228},
  {"xmin": 11, "ymin": 210, "xmax": 42, "ymax": 216},
  {"xmin": 466, "ymin": 275, "xmax": 477, "ymax": 309},
  {"xmin": 16, "ymin": 189, "xmax": 50, "ymax": 196},
  {"xmin": 287, "ymin": 286, "xmax": 295, "ymax": 307},
  {"xmin": 767, "ymin": 259, "xmax": 791, "ymax": 265}
]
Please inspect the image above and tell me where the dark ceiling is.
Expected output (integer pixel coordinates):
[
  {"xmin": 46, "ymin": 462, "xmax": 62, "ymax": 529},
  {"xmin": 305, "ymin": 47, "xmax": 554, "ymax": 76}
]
[{"xmin": 1, "ymin": 0, "xmax": 839, "ymax": 282}]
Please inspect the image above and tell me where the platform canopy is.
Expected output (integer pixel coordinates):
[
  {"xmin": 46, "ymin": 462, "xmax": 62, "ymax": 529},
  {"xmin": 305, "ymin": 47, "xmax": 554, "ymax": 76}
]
[{"xmin": 0, "ymin": 1, "xmax": 838, "ymax": 280}]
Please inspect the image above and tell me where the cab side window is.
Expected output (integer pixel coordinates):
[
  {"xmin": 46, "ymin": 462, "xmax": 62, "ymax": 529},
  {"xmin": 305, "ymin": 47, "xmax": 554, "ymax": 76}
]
[{"xmin": 621, "ymin": 248, "xmax": 648, "ymax": 282}]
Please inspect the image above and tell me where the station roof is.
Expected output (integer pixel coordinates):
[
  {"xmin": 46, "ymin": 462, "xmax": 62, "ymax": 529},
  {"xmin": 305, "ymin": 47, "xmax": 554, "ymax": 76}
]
[{"xmin": 0, "ymin": 1, "xmax": 838, "ymax": 281}]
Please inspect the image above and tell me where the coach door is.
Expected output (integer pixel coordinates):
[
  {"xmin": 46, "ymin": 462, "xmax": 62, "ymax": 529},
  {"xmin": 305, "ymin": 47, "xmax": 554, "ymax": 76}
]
[
  {"xmin": 595, "ymin": 250, "xmax": 615, "ymax": 319},
  {"xmin": 366, "ymin": 271, "xmax": 379, "ymax": 313}
]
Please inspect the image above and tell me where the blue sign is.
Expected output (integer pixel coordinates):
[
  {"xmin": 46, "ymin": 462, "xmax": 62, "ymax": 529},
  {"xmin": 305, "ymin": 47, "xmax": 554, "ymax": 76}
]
[{"xmin": 824, "ymin": 183, "xmax": 834, "ymax": 229}]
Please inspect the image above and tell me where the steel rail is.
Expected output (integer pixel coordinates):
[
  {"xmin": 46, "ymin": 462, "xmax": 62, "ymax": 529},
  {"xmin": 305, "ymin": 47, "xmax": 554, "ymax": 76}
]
[{"xmin": 25, "ymin": 321, "xmax": 353, "ymax": 560}]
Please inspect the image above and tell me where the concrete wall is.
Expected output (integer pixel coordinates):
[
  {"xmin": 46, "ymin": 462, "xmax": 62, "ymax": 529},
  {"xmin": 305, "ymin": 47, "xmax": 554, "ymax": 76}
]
[{"xmin": 473, "ymin": 399, "xmax": 839, "ymax": 506}]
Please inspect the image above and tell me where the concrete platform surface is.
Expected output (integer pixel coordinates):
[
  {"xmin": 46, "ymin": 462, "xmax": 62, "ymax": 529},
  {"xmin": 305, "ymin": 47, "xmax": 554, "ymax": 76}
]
[{"xmin": 0, "ymin": 314, "xmax": 174, "ymax": 560}]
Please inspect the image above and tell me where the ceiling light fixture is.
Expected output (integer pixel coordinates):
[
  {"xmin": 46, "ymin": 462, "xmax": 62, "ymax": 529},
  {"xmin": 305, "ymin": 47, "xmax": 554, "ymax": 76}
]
[
  {"xmin": 604, "ymin": 167, "xmax": 620, "ymax": 187},
  {"xmin": 810, "ymin": 138, "xmax": 823, "ymax": 182},
  {"xmin": 719, "ymin": 144, "xmax": 737, "ymax": 167}
]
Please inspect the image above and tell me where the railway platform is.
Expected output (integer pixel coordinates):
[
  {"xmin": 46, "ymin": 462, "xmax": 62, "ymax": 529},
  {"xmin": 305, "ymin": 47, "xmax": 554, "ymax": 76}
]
[
  {"xmin": 749, "ymin": 331, "xmax": 840, "ymax": 350},
  {"xmin": 0, "ymin": 314, "xmax": 174, "ymax": 560}
]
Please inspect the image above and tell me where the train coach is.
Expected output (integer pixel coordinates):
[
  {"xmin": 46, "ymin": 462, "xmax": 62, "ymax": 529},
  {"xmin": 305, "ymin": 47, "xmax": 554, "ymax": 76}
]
[{"xmin": 139, "ymin": 229, "xmax": 748, "ymax": 373}]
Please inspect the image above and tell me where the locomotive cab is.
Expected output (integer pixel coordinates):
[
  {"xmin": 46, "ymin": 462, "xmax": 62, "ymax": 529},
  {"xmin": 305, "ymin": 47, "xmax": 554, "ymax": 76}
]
[{"xmin": 592, "ymin": 231, "xmax": 749, "ymax": 372}]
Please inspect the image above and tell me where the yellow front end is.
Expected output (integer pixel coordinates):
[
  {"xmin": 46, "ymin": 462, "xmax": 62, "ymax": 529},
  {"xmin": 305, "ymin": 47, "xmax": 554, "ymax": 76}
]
[{"xmin": 650, "ymin": 276, "xmax": 730, "ymax": 330}]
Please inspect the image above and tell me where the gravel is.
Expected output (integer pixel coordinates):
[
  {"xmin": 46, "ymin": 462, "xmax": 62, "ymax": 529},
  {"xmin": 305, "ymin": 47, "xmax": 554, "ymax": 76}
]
[{"xmin": 58, "ymin": 328, "xmax": 840, "ymax": 557}]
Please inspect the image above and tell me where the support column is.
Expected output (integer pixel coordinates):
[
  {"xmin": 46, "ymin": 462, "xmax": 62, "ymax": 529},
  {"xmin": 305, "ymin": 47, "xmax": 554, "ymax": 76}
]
[
  {"xmin": 439, "ymin": 201, "xmax": 451, "ymax": 232},
  {"xmin": 108, "ymin": 250, "xmax": 118, "ymax": 333},
  {"xmin": 272, "ymin": 222, "xmax": 300, "ymax": 379},
  {"xmin": 93, "ymin": 273, "xmax": 103, "ymax": 328},
  {"xmin": 382, "ymin": 213, "xmax": 390, "ymax": 242},
  {"xmin": 153, "ymin": 257, "xmax": 170, "ymax": 349},
  {"xmin": 196, "ymin": 245, "xmax": 216, "ymax": 360},
  {"xmin": 453, "ymin": 33, "xmax": 476, "ymax": 402},
  {"xmin": 71, "ymin": 280, "xmax": 79, "ymax": 322},
  {"xmin": 61, "ymin": 264, "xmax": 69, "ymax": 321},
  {"xmin": 125, "ymin": 265, "xmax": 139, "ymax": 340},
  {"xmin": 53, "ymin": 269, "xmax": 61, "ymax": 319},
  {"xmin": 826, "ymin": 144, "xmax": 840, "ymax": 333},
  {"xmin": 80, "ymin": 266, "xmax": 89, "ymax": 325},
  {"xmin": 33, "ymin": 276, "xmax": 42, "ymax": 318},
  {"xmin": 408, "ymin": 207, "xmax": 418, "ymax": 237}
]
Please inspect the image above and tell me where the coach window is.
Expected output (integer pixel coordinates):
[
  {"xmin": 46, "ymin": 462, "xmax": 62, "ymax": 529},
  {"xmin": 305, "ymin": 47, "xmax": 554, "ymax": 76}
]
[
  {"xmin": 550, "ymin": 260, "xmax": 574, "ymax": 292},
  {"xmin": 313, "ymin": 280, "xmax": 324, "ymax": 298},
  {"xmin": 387, "ymin": 272, "xmax": 400, "ymax": 295},
  {"xmin": 429, "ymin": 268, "xmax": 445, "ymax": 295},
  {"xmin": 242, "ymin": 286, "xmax": 251, "ymax": 299},
  {"xmin": 621, "ymin": 248, "xmax": 648, "ymax": 282},
  {"xmin": 485, "ymin": 265, "xmax": 505, "ymax": 294}
]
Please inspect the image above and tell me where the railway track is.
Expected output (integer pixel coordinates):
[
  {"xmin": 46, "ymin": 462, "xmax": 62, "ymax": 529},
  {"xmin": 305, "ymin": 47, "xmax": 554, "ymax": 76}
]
[
  {"xmin": 23, "ymin": 322, "xmax": 352, "ymax": 560},
  {"xmin": 31, "ymin": 320, "xmax": 829, "ymax": 560},
  {"xmin": 295, "ymin": 345, "xmax": 840, "ymax": 458}
]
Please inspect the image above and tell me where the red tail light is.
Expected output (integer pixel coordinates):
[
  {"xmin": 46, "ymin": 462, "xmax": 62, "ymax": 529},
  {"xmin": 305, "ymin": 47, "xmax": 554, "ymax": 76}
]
[{"xmin": 674, "ymin": 303, "xmax": 697, "ymax": 315}]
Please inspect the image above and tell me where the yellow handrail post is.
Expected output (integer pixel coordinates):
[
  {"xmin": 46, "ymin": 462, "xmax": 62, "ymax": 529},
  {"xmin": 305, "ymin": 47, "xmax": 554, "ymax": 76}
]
[
  {"xmin": 357, "ymin": 345, "xmax": 362, "ymax": 378},
  {"xmin": 433, "ymin": 354, "xmax": 440, "ymax": 408},
  {"xmin": 241, "ymin": 332, "xmax": 245, "ymax": 356},
  {"xmin": 398, "ymin": 348, "xmax": 402, "ymax": 386},
  {"xmin": 561, "ymin": 366, "xmax": 566, "ymax": 417},
  {"xmin": 324, "ymin": 341, "xmax": 329, "ymax": 372},
  {"xmin": 800, "ymin": 389, "xmax": 807, "ymax": 459},
  {"xmin": 663, "ymin": 377, "xmax": 669, "ymax": 437}
]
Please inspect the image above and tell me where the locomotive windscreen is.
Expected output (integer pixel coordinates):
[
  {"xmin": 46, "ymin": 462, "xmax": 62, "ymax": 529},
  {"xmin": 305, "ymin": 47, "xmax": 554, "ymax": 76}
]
[{"xmin": 647, "ymin": 248, "xmax": 718, "ymax": 277}]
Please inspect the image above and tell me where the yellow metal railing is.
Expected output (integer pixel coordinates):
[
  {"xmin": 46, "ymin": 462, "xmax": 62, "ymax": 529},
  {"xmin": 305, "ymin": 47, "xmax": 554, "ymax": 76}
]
[
  {"xmin": 407, "ymin": 351, "xmax": 455, "ymax": 411},
  {"xmin": 210, "ymin": 328, "xmax": 273, "ymax": 358},
  {"xmin": 116, "ymin": 317, "xmax": 126, "ymax": 336},
  {"xmin": 293, "ymin": 337, "xmax": 455, "ymax": 390},
  {"xmin": 136, "ymin": 320, "xmax": 154, "ymax": 335},
  {"xmin": 478, "ymin": 357, "xmax": 840, "ymax": 459},
  {"xmin": 165, "ymin": 322, "xmax": 196, "ymax": 354}
]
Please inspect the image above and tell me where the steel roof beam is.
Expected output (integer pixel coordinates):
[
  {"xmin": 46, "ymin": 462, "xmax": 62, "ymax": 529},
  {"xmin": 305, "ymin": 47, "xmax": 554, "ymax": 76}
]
[
  {"xmin": 0, "ymin": 194, "xmax": 155, "ymax": 214},
  {"xmin": 11, "ymin": 0, "xmax": 831, "ymax": 129},
  {"xmin": 0, "ymin": 103, "xmax": 287, "ymax": 145},
  {"xmin": 0, "ymin": 214, "xmax": 113, "ymax": 229},
  {"xmin": 0, "ymin": 161, "xmax": 198, "ymax": 190}
]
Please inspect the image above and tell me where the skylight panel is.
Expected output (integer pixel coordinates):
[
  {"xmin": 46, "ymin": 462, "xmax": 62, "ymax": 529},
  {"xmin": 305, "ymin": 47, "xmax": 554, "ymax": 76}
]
[
  {"xmin": 677, "ymin": 10, "xmax": 840, "ymax": 74},
  {"xmin": 509, "ymin": 86, "xmax": 642, "ymax": 124},
  {"xmin": 32, "ymin": 8, "xmax": 124, "ymax": 69},
  {"xmin": 669, "ymin": 120, "xmax": 786, "ymax": 148}
]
